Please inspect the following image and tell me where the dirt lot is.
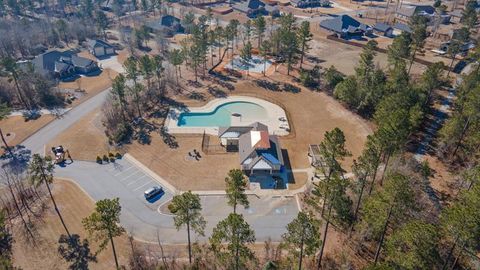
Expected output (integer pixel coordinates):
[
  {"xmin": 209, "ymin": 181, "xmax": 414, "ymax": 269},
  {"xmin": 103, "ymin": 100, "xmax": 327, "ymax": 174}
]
[
  {"xmin": 46, "ymin": 109, "xmax": 112, "ymax": 161},
  {"xmin": 0, "ymin": 115, "xmax": 55, "ymax": 147},
  {"xmin": 12, "ymin": 179, "xmax": 132, "ymax": 270},
  {"xmin": 307, "ymin": 30, "xmax": 428, "ymax": 76}
]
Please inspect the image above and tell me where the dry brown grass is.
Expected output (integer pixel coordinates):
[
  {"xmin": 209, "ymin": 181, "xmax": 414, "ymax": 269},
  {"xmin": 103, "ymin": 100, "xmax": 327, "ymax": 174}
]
[
  {"xmin": 130, "ymin": 78, "xmax": 371, "ymax": 191},
  {"xmin": 46, "ymin": 109, "xmax": 112, "ymax": 161},
  {"xmin": 0, "ymin": 115, "xmax": 55, "ymax": 146},
  {"xmin": 116, "ymin": 49, "xmax": 130, "ymax": 65},
  {"xmin": 59, "ymin": 68, "xmax": 118, "ymax": 105},
  {"xmin": 12, "ymin": 179, "xmax": 132, "ymax": 270},
  {"xmin": 128, "ymin": 134, "xmax": 240, "ymax": 191}
]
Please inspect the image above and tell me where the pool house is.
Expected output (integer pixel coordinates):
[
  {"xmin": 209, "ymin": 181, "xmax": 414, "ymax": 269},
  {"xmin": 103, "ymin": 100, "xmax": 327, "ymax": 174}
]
[{"xmin": 219, "ymin": 122, "xmax": 284, "ymax": 176}]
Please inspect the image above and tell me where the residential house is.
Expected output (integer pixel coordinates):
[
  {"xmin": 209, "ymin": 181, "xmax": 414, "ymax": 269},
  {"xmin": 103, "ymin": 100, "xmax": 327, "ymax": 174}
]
[
  {"xmin": 232, "ymin": 0, "xmax": 279, "ymax": 18},
  {"xmin": 392, "ymin": 22, "xmax": 412, "ymax": 35},
  {"xmin": 146, "ymin": 15, "xmax": 184, "ymax": 37},
  {"xmin": 290, "ymin": 0, "xmax": 330, "ymax": 8},
  {"xmin": 449, "ymin": 9, "xmax": 463, "ymax": 23},
  {"xmin": 219, "ymin": 122, "xmax": 284, "ymax": 176},
  {"xmin": 373, "ymin": 22, "xmax": 394, "ymax": 37},
  {"xmin": 319, "ymin": 15, "xmax": 372, "ymax": 39},
  {"xmin": 396, "ymin": 5, "xmax": 450, "ymax": 24},
  {"xmin": 32, "ymin": 50, "xmax": 98, "ymax": 79},
  {"xmin": 88, "ymin": 39, "xmax": 116, "ymax": 58}
]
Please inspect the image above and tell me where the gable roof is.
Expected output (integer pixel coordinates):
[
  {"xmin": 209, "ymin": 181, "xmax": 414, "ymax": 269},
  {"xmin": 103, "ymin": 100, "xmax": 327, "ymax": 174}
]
[
  {"xmin": 397, "ymin": 5, "xmax": 435, "ymax": 17},
  {"xmin": 71, "ymin": 55, "xmax": 95, "ymax": 68},
  {"xmin": 393, "ymin": 22, "xmax": 412, "ymax": 33},
  {"xmin": 31, "ymin": 50, "xmax": 96, "ymax": 74},
  {"xmin": 248, "ymin": 0, "xmax": 265, "ymax": 9},
  {"xmin": 251, "ymin": 130, "xmax": 270, "ymax": 149},
  {"xmin": 373, "ymin": 22, "xmax": 393, "ymax": 32},
  {"xmin": 240, "ymin": 135, "xmax": 284, "ymax": 170},
  {"xmin": 32, "ymin": 50, "xmax": 74, "ymax": 74},
  {"xmin": 320, "ymin": 15, "xmax": 363, "ymax": 33},
  {"xmin": 219, "ymin": 126, "xmax": 254, "ymax": 137},
  {"xmin": 88, "ymin": 39, "xmax": 114, "ymax": 49},
  {"xmin": 161, "ymin": 15, "xmax": 181, "ymax": 27}
]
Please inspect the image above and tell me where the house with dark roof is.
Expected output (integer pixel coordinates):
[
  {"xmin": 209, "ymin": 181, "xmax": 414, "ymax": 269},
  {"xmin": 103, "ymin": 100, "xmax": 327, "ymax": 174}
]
[
  {"xmin": 232, "ymin": 0, "xmax": 279, "ymax": 18},
  {"xmin": 373, "ymin": 22, "xmax": 394, "ymax": 37},
  {"xmin": 290, "ymin": 0, "xmax": 330, "ymax": 8},
  {"xmin": 88, "ymin": 39, "xmax": 116, "ymax": 58},
  {"xmin": 219, "ymin": 122, "xmax": 284, "ymax": 176},
  {"xmin": 319, "ymin": 15, "xmax": 372, "ymax": 38},
  {"xmin": 32, "ymin": 50, "xmax": 99, "ymax": 79},
  {"xmin": 146, "ymin": 15, "xmax": 184, "ymax": 37}
]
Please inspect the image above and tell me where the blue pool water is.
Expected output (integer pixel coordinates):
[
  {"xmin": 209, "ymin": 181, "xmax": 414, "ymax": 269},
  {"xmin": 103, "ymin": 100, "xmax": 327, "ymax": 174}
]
[{"xmin": 177, "ymin": 101, "xmax": 267, "ymax": 127}]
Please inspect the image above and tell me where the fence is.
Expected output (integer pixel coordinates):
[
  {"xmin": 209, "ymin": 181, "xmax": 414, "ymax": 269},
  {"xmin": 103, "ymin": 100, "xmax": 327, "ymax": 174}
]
[{"xmin": 201, "ymin": 131, "xmax": 228, "ymax": 155}]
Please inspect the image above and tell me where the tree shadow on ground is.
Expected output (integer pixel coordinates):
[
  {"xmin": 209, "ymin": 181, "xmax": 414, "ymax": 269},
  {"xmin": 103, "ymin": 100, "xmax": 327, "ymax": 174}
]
[
  {"xmin": 255, "ymin": 79, "xmax": 281, "ymax": 91},
  {"xmin": 58, "ymin": 234, "xmax": 97, "ymax": 270},
  {"xmin": 160, "ymin": 127, "xmax": 178, "ymax": 149},
  {"xmin": 208, "ymin": 86, "xmax": 227, "ymax": 98},
  {"xmin": 283, "ymin": 83, "xmax": 301, "ymax": 93},
  {"xmin": 0, "ymin": 145, "xmax": 32, "ymax": 173},
  {"xmin": 161, "ymin": 97, "xmax": 188, "ymax": 111},
  {"xmin": 186, "ymin": 80, "xmax": 203, "ymax": 88},
  {"xmin": 188, "ymin": 91, "xmax": 206, "ymax": 101}
]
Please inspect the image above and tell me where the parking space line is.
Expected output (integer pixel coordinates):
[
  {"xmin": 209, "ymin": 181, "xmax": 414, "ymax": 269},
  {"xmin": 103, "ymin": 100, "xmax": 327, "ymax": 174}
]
[
  {"xmin": 113, "ymin": 166, "xmax": 134, "ymax": 176},
  {"xmin": 127, "ymin": 175, "xmax": 148, "ymax": 186},
  {"xmin": 119, "ymin": 170, "xmax": 142, "ymax": 181},
  {"xmin": 133, "ymin": 180, "xmax": 153, "ymax": 191}
]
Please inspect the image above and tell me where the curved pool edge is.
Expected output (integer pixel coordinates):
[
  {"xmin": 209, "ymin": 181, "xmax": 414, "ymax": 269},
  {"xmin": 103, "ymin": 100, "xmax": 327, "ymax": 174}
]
[{"xmin": 165, "ymin": 96, "xmax": 290, "ymax": 136}]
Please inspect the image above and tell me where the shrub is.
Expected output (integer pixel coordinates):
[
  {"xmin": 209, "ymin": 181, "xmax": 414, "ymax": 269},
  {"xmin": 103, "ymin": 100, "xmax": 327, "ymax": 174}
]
[
  {"xmin": 109, "ymin": 157, "xmax": 116, "ymax": 162},
  {"xmin": 108, "ymin": 152, "xmax": 114, "ymax": 157},
  {"xmin": 102, "ymin": 155, "xmax": 109, "ymax": 162},
  {"xmin": 115, "ymin": 153, "xmax": 122, "ymax": 159},
  {"xmin": 111, "ymin": 123, "xmax": 133, "ymax": 144},
  {"xmin": 96, "ymin": 156, "xmax": 102, "ymax": 164}
]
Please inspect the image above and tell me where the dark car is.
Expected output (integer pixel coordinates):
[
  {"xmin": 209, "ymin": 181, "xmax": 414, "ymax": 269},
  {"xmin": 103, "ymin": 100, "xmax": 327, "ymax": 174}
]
[{"xmin": 144, "ymin": 186, "xmax": 164, "ymax": 200}]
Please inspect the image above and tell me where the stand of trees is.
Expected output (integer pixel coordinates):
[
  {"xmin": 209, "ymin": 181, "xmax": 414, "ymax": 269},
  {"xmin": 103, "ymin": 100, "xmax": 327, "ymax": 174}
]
[{"xmin": 0, "ymin": 57, "xmax": 63, "ymax": 110}]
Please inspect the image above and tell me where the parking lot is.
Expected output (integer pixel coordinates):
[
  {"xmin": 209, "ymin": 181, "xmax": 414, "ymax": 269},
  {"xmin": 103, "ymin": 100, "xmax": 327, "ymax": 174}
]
[{"xmin": 54, "ymin": 158, "xmax": 299, "ymax": 243}]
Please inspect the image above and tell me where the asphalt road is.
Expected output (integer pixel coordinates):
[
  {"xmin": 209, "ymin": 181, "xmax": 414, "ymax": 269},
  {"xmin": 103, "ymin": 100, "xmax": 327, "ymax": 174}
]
[
  {"xmin": 55, "ymin": 159, "xmax": 298, "ymax": 243},
  {"xmin": 22, "ymin": 89, "xmax": 110, "ymax": 155}
]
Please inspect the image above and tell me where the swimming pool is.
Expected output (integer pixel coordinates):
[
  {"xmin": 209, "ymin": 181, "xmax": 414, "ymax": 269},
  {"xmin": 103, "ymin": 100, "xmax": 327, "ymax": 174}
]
[{"xmin": 177, "ymin": 101, "xmax": 268, "ymax": 127}]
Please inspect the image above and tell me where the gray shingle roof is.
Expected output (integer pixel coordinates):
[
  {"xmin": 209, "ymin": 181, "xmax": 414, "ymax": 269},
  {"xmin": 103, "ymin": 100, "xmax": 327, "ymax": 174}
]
[
  {"xmin": 319, "ymin": 15, "xmax": 363, "ymax": 34},
  {"xmin": 32, "ymin": 50, "xmax": 96, "ymax": 75},
  {"xmin": 394, "ymin": 22, "xmax": 412, "ymax": 33},
  {"xmin": 373, "ymin": 22, "xmax": 393, "ymax": 32},
  {"xmin": 88, "ymin": 39, "xmax": 114, "ymax": 49},
  {"xmin": 32, "ymin": 50, "xmax": 73, "ymax": 75},
  {"xmin": 71, "ymin": 55, "xmax": 95, "ymax": 68},
  {"xmin": 397, "ymin": 5, "xmax": 435, "ymax": 17}
]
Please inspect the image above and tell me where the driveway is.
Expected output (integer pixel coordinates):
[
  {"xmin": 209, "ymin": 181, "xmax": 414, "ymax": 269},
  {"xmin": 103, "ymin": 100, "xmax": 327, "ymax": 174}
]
[
  {"xmin": 55, "ymin": 159, "xmax": 298, "ymax": 244},
  {"xmin": 98, "ymin": 55, "xmax": 125, "ymax": 74}
]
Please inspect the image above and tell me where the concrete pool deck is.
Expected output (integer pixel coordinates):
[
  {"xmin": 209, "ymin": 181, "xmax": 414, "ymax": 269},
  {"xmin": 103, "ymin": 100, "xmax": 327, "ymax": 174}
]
[{"xmin": 165, "ymin": 96, "xmax": 290, "ymax": 136}]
